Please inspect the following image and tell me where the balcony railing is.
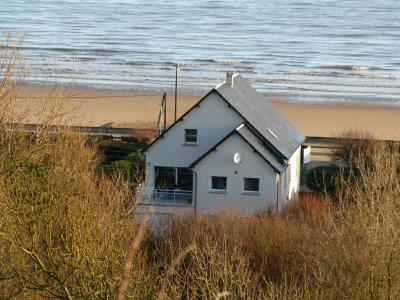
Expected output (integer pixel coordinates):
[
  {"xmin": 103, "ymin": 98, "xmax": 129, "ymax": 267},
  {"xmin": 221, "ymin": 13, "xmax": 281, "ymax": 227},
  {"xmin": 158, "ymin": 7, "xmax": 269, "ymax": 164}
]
[{"xmin": 140, "ymin": 189, "xmax": 193, "ymax": 205}]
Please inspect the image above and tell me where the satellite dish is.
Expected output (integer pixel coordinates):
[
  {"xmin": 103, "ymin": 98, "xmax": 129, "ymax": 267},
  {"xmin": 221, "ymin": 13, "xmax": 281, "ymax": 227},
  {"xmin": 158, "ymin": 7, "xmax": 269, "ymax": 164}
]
[{"xmin": 233, "ymin": 152, "xmax": 241, "ymax": 164}]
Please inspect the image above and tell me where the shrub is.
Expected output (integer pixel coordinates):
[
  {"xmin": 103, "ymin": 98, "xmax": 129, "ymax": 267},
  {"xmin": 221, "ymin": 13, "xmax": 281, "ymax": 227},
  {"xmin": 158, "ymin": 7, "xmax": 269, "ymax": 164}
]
[
  {"xmin": 127, "ymin": 150, "xmax": 145, "ymax": 172},
  {"xmin": 306, "ymin": 165, "xmax": 340, "ymax": 192},
  {"xmin": 111, "ymin": 159, "xmax": 133, "ymax": 181},
  {"xmin": 307, "ymin": 164, "xmax": 362, "ymax": 195}
]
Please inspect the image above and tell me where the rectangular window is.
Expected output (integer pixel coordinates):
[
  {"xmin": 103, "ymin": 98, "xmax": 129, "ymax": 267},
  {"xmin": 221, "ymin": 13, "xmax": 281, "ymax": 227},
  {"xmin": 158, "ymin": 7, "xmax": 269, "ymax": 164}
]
[
  {"xmin": 154, "ymin": 166, "xmax": 176, "ymax": 190},
  {"xmin": 177, "ymin": 168, "xmax": 193, "ymax": 191},
  {"xmin": 154, "ymin": 166, "xmax": 193, "ymax": 191},
  {"xmin": 243, "ymin": 178, "xmax": 260, "ymax": 192},
  {"xmin": 184, "ymin": 129, "xmax": 197, "ymax": 143},
  {"xmin": 210, "ymin": 176, "xmax": 227, "ymax": 191}
]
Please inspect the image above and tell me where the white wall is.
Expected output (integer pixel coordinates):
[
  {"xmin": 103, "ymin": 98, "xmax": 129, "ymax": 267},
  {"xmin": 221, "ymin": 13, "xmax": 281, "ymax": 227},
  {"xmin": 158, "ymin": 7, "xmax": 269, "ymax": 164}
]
[
  {"xmin": 288, "ymin": 147, "xmax": 301, "ymax": 201},
  {"xmin": 278, "ymin": 146, "xmax": 301, "ymax": 210},
  {"xmin": 194, "ymin": 133, "xmax": 278, "ymax": 216},
  {"xmin": 145, "ymin": 91, "xmax": 243, "ymax": 190}
]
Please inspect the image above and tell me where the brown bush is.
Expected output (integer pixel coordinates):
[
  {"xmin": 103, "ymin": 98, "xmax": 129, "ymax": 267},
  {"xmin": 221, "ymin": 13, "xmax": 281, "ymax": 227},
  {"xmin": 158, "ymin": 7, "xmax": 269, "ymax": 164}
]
[
  {"xmin": 0, "ymin": 39, "xmax": 153, "ymax": 299},
  {"xmin": 141, "ymin": 138, "xmax": 399, "ymax": 299}
]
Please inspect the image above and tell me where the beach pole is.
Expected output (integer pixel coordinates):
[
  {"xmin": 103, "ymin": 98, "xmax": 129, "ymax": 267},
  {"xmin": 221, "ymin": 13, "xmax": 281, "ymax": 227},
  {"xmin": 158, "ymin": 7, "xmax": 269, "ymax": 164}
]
[
  {"xmin": 156, "ymin": 95, "xmax": 163, "ymax": 135},
  {"xmin": 156, "ymin": 93, "xmax": 167, "ymax": 135},
  {"xmin": 163, "ymin": 92, "xmax": 167, "ymax": 131},
  {"xmin": 174, "ymin": 63, "xmax": 179, "ymax": 122}
]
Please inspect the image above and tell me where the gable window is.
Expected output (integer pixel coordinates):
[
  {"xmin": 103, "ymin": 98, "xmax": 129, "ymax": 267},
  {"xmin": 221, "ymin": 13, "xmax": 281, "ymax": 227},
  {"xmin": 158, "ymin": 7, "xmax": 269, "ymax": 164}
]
[
  {"xmin": 184, "ymin": 129, "xmax": 197, "ymax": 144},
  {"xmin": 210, "ymin": 176, "xmax": 227, "ymax": 192},
  {"xmin": 243, "ymin": 178, "xmax": 260, "ymax": 193}
]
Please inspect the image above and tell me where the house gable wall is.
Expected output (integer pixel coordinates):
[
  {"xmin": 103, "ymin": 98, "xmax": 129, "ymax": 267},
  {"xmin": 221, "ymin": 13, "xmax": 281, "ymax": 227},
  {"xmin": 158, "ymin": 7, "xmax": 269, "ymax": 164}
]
[
  {"xmin": 194, "ymin": 133, "xmax": 278, "ymax": 216},
  {"xmin": 145, "ymin": 91, "xmax": 243, "ymax": 189}
]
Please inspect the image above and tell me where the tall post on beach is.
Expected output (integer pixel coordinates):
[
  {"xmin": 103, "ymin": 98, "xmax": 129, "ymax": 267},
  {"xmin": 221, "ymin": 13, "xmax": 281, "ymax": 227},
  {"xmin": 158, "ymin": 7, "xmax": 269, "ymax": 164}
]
[
  {"xmin": 163, "ymin": 92, "xmax": 167, "ymax": 131},
  {"xmin": 174, "ymin": 63, "xmax": 179, "ymax": 122},
  {"xmin": 156, "ymin": 92, "xmax": 167, "ymax": 135}
]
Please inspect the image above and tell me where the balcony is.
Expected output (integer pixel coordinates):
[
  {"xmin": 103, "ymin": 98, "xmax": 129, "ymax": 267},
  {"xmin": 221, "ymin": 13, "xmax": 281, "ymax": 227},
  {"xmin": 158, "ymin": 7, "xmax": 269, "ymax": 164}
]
[{"xmin": 140, "ymin": 189, "xmax": 193, "ymax": 206}]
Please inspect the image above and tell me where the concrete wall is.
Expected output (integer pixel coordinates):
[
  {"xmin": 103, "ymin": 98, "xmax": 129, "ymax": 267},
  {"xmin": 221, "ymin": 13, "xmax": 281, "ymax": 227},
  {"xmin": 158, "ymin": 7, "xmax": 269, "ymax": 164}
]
[
  {"xmin": 145, "ymin": 91, "xmax": 243, "ymax": 191},
  {"xmin": 194, "ymin": 133, "xmax": 278, "ymax": 216}
]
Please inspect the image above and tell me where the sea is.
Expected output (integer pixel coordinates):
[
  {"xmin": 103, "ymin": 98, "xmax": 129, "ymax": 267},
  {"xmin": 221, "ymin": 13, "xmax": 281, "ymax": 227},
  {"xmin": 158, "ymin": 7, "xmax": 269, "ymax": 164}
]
[{"xmin": 1, "ymin": 0, "xmax": 400, "ymax": 106}]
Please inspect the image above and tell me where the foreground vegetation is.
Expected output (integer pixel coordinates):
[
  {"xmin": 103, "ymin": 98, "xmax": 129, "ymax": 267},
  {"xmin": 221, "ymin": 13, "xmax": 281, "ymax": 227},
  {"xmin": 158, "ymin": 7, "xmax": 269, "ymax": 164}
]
[
  {"xmin": 1, "ymin": 40, "xmax": 400, "ymax": 299},
  {"xmin": 0, "ymin": 123, "xmax": 399, "ymax": 299}
]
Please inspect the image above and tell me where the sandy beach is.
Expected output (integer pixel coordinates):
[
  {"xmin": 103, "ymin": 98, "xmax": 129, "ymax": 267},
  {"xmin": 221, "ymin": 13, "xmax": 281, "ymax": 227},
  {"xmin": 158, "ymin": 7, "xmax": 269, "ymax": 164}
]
[{"xmin": 13, "ymin": 85, "xmax": 400, "ymax": 141}]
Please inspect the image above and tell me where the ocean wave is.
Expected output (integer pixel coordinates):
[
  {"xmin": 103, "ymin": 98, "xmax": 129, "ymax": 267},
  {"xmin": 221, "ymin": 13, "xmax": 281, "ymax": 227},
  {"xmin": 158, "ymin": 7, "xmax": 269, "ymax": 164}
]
[
  {"xmin": 212, "ymin": 59, "xmax": 251, "ymax": 65},
  {"xmin": 23, "ymin": 55, "xmax": 97, "ymax": 63},
  {"xmin": 180, "ymin": 59, "xmax": 251, "ymax": 65},
  {"xmin": 254, "ymin": 69, "xmax": 349, "ymax": 78},
  {"xmin": 316, "ymin": 65, "xmax": 387, "ymax": 72},
  {"xmin": 253, "ymin": 68, "xmax": 400, "ymax": 81},
  {"xmin": 20, "ymin": 46, "xmax": 129, "ymax": 55}
]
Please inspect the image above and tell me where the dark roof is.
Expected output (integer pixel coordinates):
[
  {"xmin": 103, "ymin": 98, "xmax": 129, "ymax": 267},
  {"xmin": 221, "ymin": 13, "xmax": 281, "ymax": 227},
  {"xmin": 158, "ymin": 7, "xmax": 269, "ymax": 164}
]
[
  {"xmin": 189, "ymin": 123, "xmax": 286, "ymax": 172},
  {"xmin": 216, "ymin": 74, "xmax": 305, "ymax": 159}
]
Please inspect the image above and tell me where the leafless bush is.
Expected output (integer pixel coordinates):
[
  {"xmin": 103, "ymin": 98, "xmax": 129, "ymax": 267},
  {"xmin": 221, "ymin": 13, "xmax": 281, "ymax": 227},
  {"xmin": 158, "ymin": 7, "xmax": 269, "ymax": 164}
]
[
  {"xmin": 333, "ymin": 129, "xmax": 381, "ymax": 167},
  {"xmin": 0, "ymin": 37, "xmax": 150, "ymax": 299},
  {"xmin": 142, "ymin": 137, "xmax": 399, "ymax": 299}
]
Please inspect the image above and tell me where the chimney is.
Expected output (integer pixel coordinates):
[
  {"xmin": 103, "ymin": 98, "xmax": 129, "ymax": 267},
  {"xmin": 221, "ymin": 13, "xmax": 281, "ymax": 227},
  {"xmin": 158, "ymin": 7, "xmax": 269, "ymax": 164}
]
[{"xmin": 226, "ymin": 72, "xmax": 235, "ymax": 87}]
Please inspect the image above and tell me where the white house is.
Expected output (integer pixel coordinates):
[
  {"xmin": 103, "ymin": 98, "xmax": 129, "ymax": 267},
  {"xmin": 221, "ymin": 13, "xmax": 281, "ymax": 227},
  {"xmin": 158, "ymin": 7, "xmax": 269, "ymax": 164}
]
[{"xmin": 140, "ymin": 73, "xmax": 305, "ymax": 217}]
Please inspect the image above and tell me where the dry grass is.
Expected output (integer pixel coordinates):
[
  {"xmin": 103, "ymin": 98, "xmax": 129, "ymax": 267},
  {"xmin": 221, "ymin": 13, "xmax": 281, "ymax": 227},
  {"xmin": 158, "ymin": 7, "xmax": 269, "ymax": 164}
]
[
  {"xmin": 0, "ymin": 123, "xmax": 144, "ymax": 298},
  {"xmin": 0, "ymin": 37, "xmax": 148, "ymax": 299}
]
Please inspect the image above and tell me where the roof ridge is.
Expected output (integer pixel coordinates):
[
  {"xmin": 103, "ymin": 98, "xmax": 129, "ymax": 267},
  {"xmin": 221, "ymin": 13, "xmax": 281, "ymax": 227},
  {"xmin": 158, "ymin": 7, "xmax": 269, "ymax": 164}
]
[{"xmin": 216, "ymin": 74, "xmax": 305, "ymax": 158}]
